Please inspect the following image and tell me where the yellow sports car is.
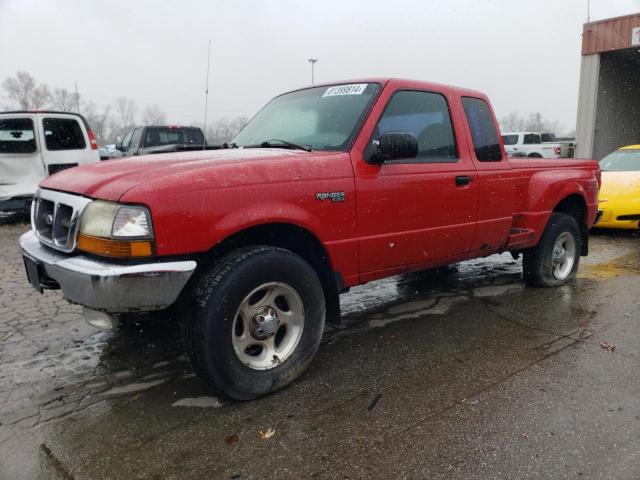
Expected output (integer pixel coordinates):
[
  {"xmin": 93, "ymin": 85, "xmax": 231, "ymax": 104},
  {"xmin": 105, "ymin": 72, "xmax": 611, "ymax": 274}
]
[{"xmin": 597, "ymin": 145, "xmax": 640, "ymax": 229}]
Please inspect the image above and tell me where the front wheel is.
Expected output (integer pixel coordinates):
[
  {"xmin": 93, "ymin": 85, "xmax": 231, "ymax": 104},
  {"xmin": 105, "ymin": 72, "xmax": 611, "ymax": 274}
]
[
  {"xmin": 183, "ymin": 246, "xmax": 325, "ymax": 400},
  {"xmin": 523, "ymin": 213, "xmax": 581, "ymax": 287}
]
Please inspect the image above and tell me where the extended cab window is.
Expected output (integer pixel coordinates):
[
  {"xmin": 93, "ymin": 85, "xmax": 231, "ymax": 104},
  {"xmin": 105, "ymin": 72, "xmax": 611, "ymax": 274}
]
[
  {"xmin": 502, "ymin": 134, "xmax": 518, "ymax": 145},
  {"xmin": 461, "ymin": 97, "xmax": 502, "ymax": 162},
  {"xmin": 523, "ymin": 133, "xmax": 541, "ymax": 144},
  {"xmin": 376, "ymin": 90, "xmax": 457, "ymax": 162},
  {"xmin": 0, "ymin": 118, "xmax": 36, "ymax": 154},
  {"xmin": 42, "ymin": 118, "xmax": 86, "ymax": 151}
]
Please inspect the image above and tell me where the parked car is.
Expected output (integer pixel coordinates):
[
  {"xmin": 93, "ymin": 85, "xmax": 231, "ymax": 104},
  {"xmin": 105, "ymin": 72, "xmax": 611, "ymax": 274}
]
[
  {"xmin": 116, "ymin": 125, "xmax": 209, "ymax": 156},
  {"xmin": 98, "ymin": 144, "xmax": 123, "ymax": 161},
  {"xmin": 502, "ymin": 131, "xmax": 572, "ymax": 158},
  {"xmin": 20, "ymin": 79, "xmax": 600, "ymax": 400},
  {"xmin": 594, "ymin": 145, "xmax": 640, "ymax": 229},
  {"xmin": 0, "ymin": 111, "xmax": 100, "ymax": 213}
]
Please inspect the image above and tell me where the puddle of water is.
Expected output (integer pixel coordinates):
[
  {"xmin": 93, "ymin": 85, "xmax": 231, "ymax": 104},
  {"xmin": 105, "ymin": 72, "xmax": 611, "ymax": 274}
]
[
  {"xmin": 473, "ymin": 283, "xmax": 525, "ymax": 297},
  {"xmin": 369, "ymin": 296, "xmax": 469, "ymax": 328},
  {"xmin": 101, "ymin": 379, "xmax": 167, "ymax": 396}
]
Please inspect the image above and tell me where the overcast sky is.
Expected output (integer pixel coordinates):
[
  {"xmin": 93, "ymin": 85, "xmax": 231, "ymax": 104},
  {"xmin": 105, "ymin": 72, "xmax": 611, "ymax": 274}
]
[{"xmin": 2, "ymin": 0, "xmax": 640, "ymax": 132}]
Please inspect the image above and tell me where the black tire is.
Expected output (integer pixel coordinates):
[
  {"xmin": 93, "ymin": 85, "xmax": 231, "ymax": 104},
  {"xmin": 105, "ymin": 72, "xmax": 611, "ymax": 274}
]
[
  {"xmin": 528, "ymin": 153, "xmax": 543, "ymax": 158},
  {"xmin": 183, "ymin": 246, "xmax": 325, "ymax": 400},
  {"xmin": 523, "ymin": 213, "xmax": 581, "ymax": 287}
]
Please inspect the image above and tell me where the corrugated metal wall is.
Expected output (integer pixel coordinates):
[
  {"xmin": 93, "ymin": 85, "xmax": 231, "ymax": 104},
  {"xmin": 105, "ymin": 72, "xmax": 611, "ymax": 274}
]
[
  {"xmin": 592, "ymin": 51, "xmax": 640, "ymax": 159},
  {"xmin": 582, "ymin": 14, "xmax": 640, "ymax": 54}
]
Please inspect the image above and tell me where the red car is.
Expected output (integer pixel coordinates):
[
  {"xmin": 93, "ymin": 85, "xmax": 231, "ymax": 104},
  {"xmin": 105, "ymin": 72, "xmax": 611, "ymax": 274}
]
[{"xmin": 20, "ymin": 79, "xmax": 600, "ymax": 399}]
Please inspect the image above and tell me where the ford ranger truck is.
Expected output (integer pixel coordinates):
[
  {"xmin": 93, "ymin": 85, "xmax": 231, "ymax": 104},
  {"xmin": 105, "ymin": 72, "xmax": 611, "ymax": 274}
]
[{"xmin": 19, "ymin": 79, "xmax": 601, "ymax": 400}]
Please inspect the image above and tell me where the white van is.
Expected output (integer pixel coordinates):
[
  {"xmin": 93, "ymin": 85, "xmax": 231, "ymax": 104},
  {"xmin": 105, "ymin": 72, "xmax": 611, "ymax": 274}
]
[{"xmin": 0, "ymin": 111, "xmax": 100, "ymax": 213}]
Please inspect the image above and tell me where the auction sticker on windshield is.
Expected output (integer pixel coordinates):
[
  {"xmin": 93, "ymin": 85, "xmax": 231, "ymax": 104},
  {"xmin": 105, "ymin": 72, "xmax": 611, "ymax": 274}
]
[{"xmin": 323, "ymin": 84, "xmax": 367, "ymax": 97}]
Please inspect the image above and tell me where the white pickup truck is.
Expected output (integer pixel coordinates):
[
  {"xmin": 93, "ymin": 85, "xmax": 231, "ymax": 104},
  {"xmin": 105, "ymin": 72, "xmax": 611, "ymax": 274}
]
[
  {"xmin": 0, "ymin": 111, "xmax": 100, "ymax": 214},
  {"xmin": 501, "ymin": 131, "xmax": 572, "ymax": 158}
]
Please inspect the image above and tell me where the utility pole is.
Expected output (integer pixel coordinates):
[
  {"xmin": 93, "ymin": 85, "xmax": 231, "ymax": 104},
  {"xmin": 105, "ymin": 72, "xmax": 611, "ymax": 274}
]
[
  {"xmin": 203, "ymin": 40, "xmax": 212, "ymax": 149},
  {"xmin": 587, "ymin": 0, "xmax": 590, "ymax": 22},
  {"xmin": 308, "ymin": 58, "xmax": 318, "ymax": 85},
  {"xmin": 74, "ymin": 81, "xmax": 80, "ymax": 113}
]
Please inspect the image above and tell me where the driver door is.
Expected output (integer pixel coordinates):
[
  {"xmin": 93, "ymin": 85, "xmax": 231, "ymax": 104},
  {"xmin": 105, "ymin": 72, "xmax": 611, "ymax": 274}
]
[{"xmin": 354, "ymin": 88, "xmax": 479, "ymax": 279}]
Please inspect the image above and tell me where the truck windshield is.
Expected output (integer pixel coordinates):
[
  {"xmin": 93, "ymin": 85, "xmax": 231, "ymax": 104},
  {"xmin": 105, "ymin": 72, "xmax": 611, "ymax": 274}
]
[
  {"xmin": 145, "ymin": 127, "xmax": 205, "ymax": 147},
  {"xmin": 502, "ymin": 134, "xmax": 518, "ymax": 145},
  {"xmin": 599, "ymin": 149, "xmax": 640, "ymax": 171},
  {"xmin": 0, "ymin": 118, "xmax": 36, "ymax": 154},
  {"xmin": 233, "ymin": 83, "xmax": 381, "ymax": 151}
]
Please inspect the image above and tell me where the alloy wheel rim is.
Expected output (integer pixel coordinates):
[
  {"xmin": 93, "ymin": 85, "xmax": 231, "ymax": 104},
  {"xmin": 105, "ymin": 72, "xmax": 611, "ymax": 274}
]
[
  {"xmin": 551, "ymin": 232, "xmax": 576, "ymax": 280},
  {"xmin": 231, "ymin": 282, "xmax": 305, "ymax": 370}
]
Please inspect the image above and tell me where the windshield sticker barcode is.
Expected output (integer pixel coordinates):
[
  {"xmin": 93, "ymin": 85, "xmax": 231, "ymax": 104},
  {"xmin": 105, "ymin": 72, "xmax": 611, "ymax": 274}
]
[{"xmin": 322, "ymin": 84, "xmax": 367, "ymax": 97}]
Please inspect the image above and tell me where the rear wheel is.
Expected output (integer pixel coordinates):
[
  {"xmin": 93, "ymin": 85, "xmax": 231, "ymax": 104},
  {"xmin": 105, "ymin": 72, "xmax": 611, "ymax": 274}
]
[
  {"xmin": 523, "ymin": 213, "xmax": 581, "ymax": 287},
  {"xmin": 528, "ymin": 152, "xmax": 543, "ymax": 158},
  {"xmin": 183, "ymin": 246, "xmax": 325, "ymax": 400}
]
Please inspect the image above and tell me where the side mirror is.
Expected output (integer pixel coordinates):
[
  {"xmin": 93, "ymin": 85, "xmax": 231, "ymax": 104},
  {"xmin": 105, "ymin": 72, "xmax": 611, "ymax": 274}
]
[
  {"xmin": 370, "ymin": 132, "xmax": 418, "ymax": 164},
  {"xmin": 115, "ymin": 142, "xmax": 123, "ymax": 152}
]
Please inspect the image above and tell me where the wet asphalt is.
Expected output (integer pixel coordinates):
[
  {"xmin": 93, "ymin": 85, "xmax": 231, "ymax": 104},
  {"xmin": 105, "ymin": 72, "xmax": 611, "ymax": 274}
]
[{"xmin": 1, "ymin": 221, "xmax": 639, "ymax": 479}]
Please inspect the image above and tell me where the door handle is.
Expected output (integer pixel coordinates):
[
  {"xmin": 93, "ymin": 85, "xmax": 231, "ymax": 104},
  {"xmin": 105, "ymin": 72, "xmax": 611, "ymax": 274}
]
[{"xmin": 455, "ymin": 175, "xmax": 472, "ymax": 186}]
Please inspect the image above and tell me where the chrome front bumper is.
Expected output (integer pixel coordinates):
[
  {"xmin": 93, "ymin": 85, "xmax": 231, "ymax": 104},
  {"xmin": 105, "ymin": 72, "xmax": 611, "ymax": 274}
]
[{"xmin": 20, "ymin": 230, "xmax": 197, "ymax": 313}]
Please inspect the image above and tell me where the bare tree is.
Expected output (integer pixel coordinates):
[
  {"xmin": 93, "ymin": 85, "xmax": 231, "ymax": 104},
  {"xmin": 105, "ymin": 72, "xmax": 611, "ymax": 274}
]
[
  {"xmin": 82, "ymin": 101, "xmax": 112, "ymax": 144},
  {"xmin": 2, "ymin": 71, "xmax": 51, "ymax": 109},
  {"xmin": 142, "ymin": 104, "xmax": 167, "ymax": 125},
  {"xmin": 204, "ymin": 116, "xmax": 248, "ymax": 145},
  {"xmin": 542, "ymin": 119, "xmax": 563, "ymax": 136},
  {"xmin": 525, "ymin": 112, "xmax": 544, "ymax": 133},
  {"xmin": 499, "ymin": 111, "xmax": 526, "ymax": 133},
  {"xmin": 51, "ymin": 87, "xmax": 80, "ymax": 112},
  {"xmin": 114, "ymin": 97, "xmax": 137, "ymax": 135}
]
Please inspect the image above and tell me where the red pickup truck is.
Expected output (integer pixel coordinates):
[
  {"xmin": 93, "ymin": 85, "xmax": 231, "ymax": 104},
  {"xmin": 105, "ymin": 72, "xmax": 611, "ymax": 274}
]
[{"xmin": 20, "ymin": 79, "xmax": 600, "ymax": 399}]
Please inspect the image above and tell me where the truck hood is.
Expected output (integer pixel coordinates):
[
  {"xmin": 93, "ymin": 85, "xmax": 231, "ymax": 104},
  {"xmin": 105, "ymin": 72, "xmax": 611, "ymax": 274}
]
[
  {"xmin": 599, "ymin": 171, "xmax": 640, "ymax": 202},
  {"xmin": 40, "ymin": 148, "xmax": 331, "ymax": 201}
]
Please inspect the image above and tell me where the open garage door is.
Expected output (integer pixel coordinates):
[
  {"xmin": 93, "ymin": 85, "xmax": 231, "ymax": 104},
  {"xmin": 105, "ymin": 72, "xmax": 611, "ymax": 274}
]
[{"xmin": 593, "ymin": 49, "xmax": 640, "ymax": 160}]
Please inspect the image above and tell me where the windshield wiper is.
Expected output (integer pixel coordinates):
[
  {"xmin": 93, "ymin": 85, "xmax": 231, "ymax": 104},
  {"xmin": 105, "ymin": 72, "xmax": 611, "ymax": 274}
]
[{"xmin": 246, "ymin": 139, "xmax": 313, "ymax": 152}]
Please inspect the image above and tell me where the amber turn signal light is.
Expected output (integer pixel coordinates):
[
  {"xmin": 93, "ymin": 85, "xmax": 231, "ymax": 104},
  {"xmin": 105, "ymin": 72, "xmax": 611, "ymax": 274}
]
[{"xmin": 77, "ymin": 234, "xmax": 153, "ymax": 258}]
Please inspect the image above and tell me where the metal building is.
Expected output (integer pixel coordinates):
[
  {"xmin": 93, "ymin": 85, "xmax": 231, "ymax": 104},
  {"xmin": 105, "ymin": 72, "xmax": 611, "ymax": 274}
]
[{"xmin": 575, "ymin": 13, "xmax": 640, "ymax": 159}]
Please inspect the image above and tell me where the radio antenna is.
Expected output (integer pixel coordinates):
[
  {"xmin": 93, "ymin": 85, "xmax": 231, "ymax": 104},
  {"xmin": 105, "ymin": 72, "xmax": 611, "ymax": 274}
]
[{"xmin": 203, "ymin": 40, "xmax": 211, "ymax": 149}]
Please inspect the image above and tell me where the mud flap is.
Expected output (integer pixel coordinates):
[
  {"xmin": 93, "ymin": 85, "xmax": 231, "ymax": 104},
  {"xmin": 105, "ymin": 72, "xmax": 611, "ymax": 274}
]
[{"xmin": 580, "ymin": 224, "xmax": 589, "ymax": 256}]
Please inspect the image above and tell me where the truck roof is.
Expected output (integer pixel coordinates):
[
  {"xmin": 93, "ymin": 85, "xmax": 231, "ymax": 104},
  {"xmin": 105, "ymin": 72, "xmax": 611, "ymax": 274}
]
[
  {"xmin": 283, "ymin": 78, "xmax": 488, "ymax": 100},
  {"xmin": 0, "ymin": 110, "xmax": 92, "ymax": 130}
]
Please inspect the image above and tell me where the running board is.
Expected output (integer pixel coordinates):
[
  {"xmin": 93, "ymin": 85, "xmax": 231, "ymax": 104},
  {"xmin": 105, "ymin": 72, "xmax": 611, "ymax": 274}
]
[{"xmin": 505, "ymin": 228, "xmax": 535, "ymax": 248}]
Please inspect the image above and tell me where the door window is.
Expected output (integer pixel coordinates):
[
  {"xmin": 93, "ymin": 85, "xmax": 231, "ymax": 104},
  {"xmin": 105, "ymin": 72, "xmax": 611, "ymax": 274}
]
[
  {"xmin": 461, "ymin": 97, "xmax": 502, "ymax": 162},
  {"xmin": 120, "ymin": 131, "xmax": 133, "ymax": 151},
  {"xmin": 0, "ymin": 118, "xmax": 36, "ymax": 153},
  {"xmin": 375, "ymin": 90, "xmax": 457, "ymax": 163},
  {"xmin": 42, "ymin": 118, "xmax": 86, "ymax": 151},
  {"xmin": 130, "ymin": 128, "xmax": 142, "ymax": 149}
]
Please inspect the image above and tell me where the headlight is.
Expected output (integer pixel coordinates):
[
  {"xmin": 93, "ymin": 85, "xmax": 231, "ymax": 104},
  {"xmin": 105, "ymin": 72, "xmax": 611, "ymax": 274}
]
[
  {"xmin": 112, "ymin": 205, "xmax": 152, "ymax": 238},
  {"xmin": 78, "ymin": 201, "xmax": 154, "ymax": 258}
]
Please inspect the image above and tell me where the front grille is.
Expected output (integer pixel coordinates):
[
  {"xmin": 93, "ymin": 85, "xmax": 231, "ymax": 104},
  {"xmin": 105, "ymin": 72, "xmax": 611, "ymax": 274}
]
[
  {"xmin": 32, "ymin": 189, "xmax": 92, "ymax": 253},
  {"xmin": 48, "ymin": 163, "xmax": 78, "ymax": 175}
]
